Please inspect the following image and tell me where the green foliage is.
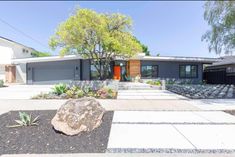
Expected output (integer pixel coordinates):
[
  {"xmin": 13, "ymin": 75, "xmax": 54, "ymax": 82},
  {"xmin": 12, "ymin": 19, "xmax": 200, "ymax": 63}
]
[
  {"xmin": 31, "ymin": 51, "xmax": 51, "ymax": 57},
  {"xmin": 0, "ymin": 80, "xmax": 4, "ymax": 87},
  {"xmin": 49, "ymin": 8, "xmax": 142, "ymax": 79},
  {"xmin": 134, "ymin": 37, "xmax": 150, "ymax": 56},
  {"xmin": 96, "ymin": 87, "xmax": 117, "ymax": 99},
  {"xmin": 146, "ymin": 80, "xmax": 162, "ymax": 86},
  {"xmin": 7, "ymin": 112, "xmax": 39, "ymax": 128},
  {"xmin": 65, "ymin": 86, "xmax": 84, "ymax": 98},
  {"xmin": 202, "ymin": 1, "xmax": 235, "ymax": 54},
  {"xmin": 52, "ymin": 83, "xmax": 68, "ymax": 95}
]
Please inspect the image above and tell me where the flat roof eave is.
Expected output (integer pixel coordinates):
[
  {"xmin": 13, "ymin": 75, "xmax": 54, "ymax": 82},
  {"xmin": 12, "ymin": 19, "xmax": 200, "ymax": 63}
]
[{"xmin": 11, "ymin": 55, "xmax": 82, "ymax": 64}]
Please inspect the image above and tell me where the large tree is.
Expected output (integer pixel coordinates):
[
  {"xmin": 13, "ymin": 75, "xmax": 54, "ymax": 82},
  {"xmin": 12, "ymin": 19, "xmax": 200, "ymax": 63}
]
[
  {"xmin": 49, "ymin": 8, "xmax": 142, "ymax": 79},
  {"xmin": 202, "ymin": 1, "xmax": 235, "ymax": 55},
  {"xmin": 134, "ymin": 37, "xmax": 150, "ymax": 56}
]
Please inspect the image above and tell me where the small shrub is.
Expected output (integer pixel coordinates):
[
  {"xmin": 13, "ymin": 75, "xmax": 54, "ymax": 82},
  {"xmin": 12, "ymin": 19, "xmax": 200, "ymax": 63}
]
[
  {"xmin": 7, "ymin": 112, "xmax": 39, "ymax": 128},
  {"xmin": 97, "ymin": 87, "xmax": 117, "ymax": 99},
  {"xmin": 66, "ymin": 86, "xmax": 84, "ymax": 98},
  {"xmin": 52, "ymin": 83, "xmax": 68, "ymax": 95},
  {"xmin": 146, "ymin": 80, "xmax": 161, "ymax": 86}
]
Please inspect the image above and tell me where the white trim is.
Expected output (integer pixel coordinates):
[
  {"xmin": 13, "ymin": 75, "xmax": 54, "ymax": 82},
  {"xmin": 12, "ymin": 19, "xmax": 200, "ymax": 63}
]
[
  {"xmin": 131, "ymin": 55, "xmax": 219, "ymax": 63},
  {"xmin": 12, "ymin": 54, "xmax": 218, "ymax": 64},
  {"xmin": 12, "ymin": 55, "xmax": 82, "ymax": 64}
]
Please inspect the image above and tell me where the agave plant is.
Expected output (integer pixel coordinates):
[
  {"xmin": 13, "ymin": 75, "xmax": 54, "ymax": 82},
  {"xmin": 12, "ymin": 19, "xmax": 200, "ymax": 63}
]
[
  {"xmin": 52, "ymin": 83, "xmax": 68, "ymax": 95},
  {"xmin": 7, "ymin": 112, "xmax": 39, "ymax": 128}
]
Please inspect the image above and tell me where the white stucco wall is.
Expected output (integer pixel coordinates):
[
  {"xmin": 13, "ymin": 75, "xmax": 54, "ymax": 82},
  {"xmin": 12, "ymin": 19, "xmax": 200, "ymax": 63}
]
[
  {"xmin": 0, "ymin": 38, "xmax": 33, "ymax": 65},
  {"xmin": 16, "ymin": 63, "xmax": 27, "ymax": 83}
]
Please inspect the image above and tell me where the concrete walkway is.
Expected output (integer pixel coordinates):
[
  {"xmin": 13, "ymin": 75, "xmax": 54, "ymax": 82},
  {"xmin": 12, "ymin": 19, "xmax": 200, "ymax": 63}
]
[
  {"xmin": 117, "ymin": 90, "xmax": 187, "ymax": 100},
  {"xmin": 2, "ymin": 98, "xmax": 235, "ymax": 115},
  {"xmin": 107, "ymin": 111, "xmax": 235, "ymax": 152},
  {"xmin": 0, "ymin": 99, "xmax": 201, "ymax": 115},
  {"xmin": 0, "ymin": 85, "xmax": 52, "ymax": 99}
]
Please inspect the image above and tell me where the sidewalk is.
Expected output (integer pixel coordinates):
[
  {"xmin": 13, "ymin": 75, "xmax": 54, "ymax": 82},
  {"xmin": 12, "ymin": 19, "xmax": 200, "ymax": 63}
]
[
  {"xmin": 1, "ymin": 99, "xmax": 235, "ymax": 115},
  {"xmin": 0, "ymin": 99, "xmax": 200, "ymax": 115}
]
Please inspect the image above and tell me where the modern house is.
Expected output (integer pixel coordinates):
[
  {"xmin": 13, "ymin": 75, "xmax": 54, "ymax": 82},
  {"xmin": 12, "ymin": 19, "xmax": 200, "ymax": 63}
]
[
  {"xmin": 10, "ymin": 53, "xmax": 218, "ymax": 84},
  {"xmin": 204, "ymin": 56, "xmax": 235, "ymax": 84},
  {"xmin": 0, "ymin": 36, "xmax": 219, "ymax": 85},
  {"xmin": 0, "ymin": 36, "xmax": 35, "ymax": 83}
]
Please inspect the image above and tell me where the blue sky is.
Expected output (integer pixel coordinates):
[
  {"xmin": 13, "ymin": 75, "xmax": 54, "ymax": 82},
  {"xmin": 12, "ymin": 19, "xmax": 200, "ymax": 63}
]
[{"xmin": 0, "ymin": 1, "xmax": 217, "ymax": 57}]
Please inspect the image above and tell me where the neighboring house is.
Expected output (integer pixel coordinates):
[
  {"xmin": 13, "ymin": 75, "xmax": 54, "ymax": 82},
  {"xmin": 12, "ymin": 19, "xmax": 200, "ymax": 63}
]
[
  {"xmin": 11, "ymin": 53, "xmax": 218, "ymax": 84},
  {"xmin": 204, "ymin": 56, "xmax": 235, "ymax": 84},
  {"xmin": 0, "ymin": 36, "xmax": 35, "ymax": 83}
]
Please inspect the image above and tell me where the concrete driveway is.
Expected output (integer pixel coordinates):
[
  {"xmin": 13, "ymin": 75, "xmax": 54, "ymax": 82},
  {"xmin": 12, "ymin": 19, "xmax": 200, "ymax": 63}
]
[{"xmin": 0, "ymin": 84, "xmax": 52, "ymax": 99}]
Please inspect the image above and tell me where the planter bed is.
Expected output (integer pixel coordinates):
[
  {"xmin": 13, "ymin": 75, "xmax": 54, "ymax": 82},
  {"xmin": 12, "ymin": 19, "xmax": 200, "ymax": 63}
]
[
  {"xmin": 166, "ymin": 84, "xmax": 235, "ymax": 99},
  {"xmin": 0, "ymin": 110, "xmax": 113, "ymax": 155}
]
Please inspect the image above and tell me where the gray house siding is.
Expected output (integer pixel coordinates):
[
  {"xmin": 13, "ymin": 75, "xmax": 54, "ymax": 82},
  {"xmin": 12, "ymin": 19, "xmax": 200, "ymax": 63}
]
[
  {"xmin": 141, "ymin": 60, "xmax": 203, "ymax": 82},
  {"xmin": 81, "ymin": 59, "xmax": 90, "ymax": 80},
  {"xmin": 27, "ymin": 60, "xmax": 80, "ymax": 84}
]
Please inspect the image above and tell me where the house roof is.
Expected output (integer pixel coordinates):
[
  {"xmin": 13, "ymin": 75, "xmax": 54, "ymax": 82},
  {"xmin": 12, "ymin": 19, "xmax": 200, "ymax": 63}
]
[
  {"xmin": 131, "ymin": 54, "xmax": 219, "ymax": 63},
  {"xmin": 0, "ymin": 36, "xmax": 35, "ymax": 50},
  {"xmin": 12, "ymin": 53, "xmax": 218, "ymax": 64},
  {"xmin": 210, "ymin": 56, "xmax": 235, "ymax": 66},
  {"xmin": 12, "ymin": 55, "xmax": 82, "ymax": 64}
]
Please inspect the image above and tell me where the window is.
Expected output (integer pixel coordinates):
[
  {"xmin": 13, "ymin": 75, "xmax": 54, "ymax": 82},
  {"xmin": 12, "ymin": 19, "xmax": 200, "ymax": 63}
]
[
  {"xmin": 179, "ymin": 65, "xmax": 198, "ymax": 78},
  {"xmin": 90, "ymin": 61, "xmax": 112, "ymax": 80},
  {"xmin": 90, "ymin": 64, "xmax": 100, "ymax": 80},
  {"xmin": 141, "ymin": 65, "xmax": 158, "ymax": 78}
]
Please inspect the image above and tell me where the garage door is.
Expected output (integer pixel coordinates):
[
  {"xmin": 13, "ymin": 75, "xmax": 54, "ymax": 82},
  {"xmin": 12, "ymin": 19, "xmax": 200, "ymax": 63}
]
[{"xmin": 27, "ymin": 60, "xmax": 80, "ymax": 84}]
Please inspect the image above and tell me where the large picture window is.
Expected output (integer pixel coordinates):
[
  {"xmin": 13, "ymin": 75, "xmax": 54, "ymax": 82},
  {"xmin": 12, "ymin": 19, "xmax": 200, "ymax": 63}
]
[
  {"xmin": 141, "ymin": 65, "xmax": 158, "ymax": 78},
  {"xmin": 179, "ymin": 65, "xmax": 198, "ymax": 78},
  {"xmin": 90, "ymin": 61, "xmax": 112, "ymax": 80}
]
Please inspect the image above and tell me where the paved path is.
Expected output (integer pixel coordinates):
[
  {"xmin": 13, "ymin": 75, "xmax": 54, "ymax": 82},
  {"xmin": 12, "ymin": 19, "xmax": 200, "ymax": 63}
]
[
  {"xmin": 0, "ymin": 99, "xmax": 200, "ymax": 115},
  {"xmin": 107, "ymin": 111, "xmax": 235, "ymax": 153},
  {"xmin": 0, "ymin": 85, "xmax": 52, "ymax": 99},
  {"xmin": 190, "ymin": 99, "xmax": 235, "ymax": 110},
  {"xmin": 117, "ymin": 90, "xmax": 187, "ymax": 100},
  {"xmin": 2, "ymin": 98, "xmax": 235, "ymax": 115}
]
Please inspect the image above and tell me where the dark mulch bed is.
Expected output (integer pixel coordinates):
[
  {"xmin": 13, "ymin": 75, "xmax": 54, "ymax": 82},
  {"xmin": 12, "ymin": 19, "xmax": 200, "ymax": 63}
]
[
  {"xmin": 0, "ymin": 110, "xmax": 113, "ymax": 155},
  {"xmin": 224, "ymin": 110, "xmax": 235, "ymax": 116}
]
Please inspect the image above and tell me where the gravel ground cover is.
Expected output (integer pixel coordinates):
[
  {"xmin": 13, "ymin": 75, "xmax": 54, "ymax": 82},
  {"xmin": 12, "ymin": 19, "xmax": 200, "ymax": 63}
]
[
  {"xmin": 0, "ymin": 110, "xmax": 113, "ymax": 155},
  {"xmin": 166, "ymin": 84, "xmax": 235, "ymax": 99}
]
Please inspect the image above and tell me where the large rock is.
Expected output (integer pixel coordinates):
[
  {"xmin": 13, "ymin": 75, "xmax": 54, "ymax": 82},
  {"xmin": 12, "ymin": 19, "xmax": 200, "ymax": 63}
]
[{"xmin": 51, "ymin": 97, "xmax": 105, "ymax": 136}]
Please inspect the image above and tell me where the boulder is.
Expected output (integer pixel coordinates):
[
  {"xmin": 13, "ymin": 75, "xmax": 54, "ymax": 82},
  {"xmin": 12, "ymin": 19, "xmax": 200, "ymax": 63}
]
[{"xmin": 51, "ymin": 97, "xmax": 105, "ymax": 136}]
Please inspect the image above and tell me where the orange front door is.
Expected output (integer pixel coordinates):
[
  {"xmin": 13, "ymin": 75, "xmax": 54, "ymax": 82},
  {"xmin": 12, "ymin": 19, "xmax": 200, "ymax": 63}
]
[{"xmin": 113, "ymin": 66, "xmax": 121, "ymax": 80}]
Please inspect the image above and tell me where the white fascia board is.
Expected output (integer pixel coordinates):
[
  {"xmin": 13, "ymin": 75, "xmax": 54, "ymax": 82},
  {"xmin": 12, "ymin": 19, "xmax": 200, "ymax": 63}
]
[{"xmin": 11, "ymin": 55, "xmax": 82, "ymax": 64}]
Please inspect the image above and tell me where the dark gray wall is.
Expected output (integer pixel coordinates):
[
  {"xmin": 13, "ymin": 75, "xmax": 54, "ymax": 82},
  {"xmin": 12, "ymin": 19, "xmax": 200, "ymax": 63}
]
[
  {"xmin": 141, "ymin": 60, "xmax": 203, "ymax": 82},
  {"xmin": 27, "ymin": 60, "xmax": 80, "ymax": 84},
  {"xmin": 81, "ymin": 59, "xmax": 90, "ymax": 80}
]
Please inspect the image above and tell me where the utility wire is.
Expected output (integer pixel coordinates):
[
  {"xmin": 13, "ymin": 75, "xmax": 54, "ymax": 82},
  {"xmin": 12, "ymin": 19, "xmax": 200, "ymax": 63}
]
[{"xmin": 0, "ymin": 17, "xmax": 49, "ymax": 49}]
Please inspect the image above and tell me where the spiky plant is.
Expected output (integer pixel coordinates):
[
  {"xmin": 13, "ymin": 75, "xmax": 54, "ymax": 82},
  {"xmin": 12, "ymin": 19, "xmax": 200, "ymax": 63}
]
[{"xmin": 7, "ymin": 112, "xmax": 39, "ymax": 128}]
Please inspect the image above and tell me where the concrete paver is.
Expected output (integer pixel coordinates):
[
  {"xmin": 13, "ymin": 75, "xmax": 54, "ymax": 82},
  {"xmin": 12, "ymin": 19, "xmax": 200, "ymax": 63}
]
[
  {"xmin": 107, "ymin": 124, "xmax": 195, "ymax": 149},
  {"xmin": 175, "ymin": 124, "xmax": 235, "ymax": 149},
  {"xmin": 190, "ymin": 99, "xmax": 235, "ymax": 110},
  {"xmin": 112, "ymin": 111, "xmax": 210, "ymax": 123},
  {"xmin": 193, "ymin": 111, "xmax": 235, "ymax": 123},
  {"xmin": 117, "ymin": 90, "xmax": 187, "ymax": 100}
]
